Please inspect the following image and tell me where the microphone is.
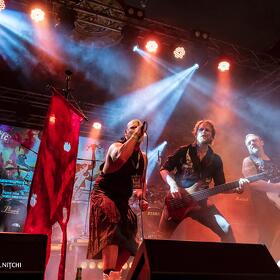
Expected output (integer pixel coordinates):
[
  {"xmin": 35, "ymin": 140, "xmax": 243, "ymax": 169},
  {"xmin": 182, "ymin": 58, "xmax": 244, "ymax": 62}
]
[{"xmin": 140, "ymin": 121, "xmax": 147, "ymax": 135}]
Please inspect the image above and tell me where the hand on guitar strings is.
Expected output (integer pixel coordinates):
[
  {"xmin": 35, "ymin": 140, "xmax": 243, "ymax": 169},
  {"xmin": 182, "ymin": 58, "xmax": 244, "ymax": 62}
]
[
  {"xmin": 139, "ymin": 199, "xmax": 149, "ymax": 211},
  {"xmin": 236, "ymin": 178, "xmax": 250, "ymax": 194},
  {"xmin": 170, "ymin": 183, "xmax": 183, "ymax": 199}
]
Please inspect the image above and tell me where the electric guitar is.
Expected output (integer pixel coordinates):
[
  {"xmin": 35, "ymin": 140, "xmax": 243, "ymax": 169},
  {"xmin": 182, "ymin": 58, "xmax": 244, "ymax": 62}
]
[{"xmin": 165, "ymin": 172, "xmax": 269, "ymax": 222}]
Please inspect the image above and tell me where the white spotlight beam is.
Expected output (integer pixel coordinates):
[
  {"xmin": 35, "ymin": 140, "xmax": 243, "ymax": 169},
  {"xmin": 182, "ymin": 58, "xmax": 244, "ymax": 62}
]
[{"xmin": 147, "ymin": 141, "xmax": 168, "ymax": 181}]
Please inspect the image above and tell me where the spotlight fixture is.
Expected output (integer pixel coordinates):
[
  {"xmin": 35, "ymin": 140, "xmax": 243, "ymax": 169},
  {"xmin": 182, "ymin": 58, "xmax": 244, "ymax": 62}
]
[
  {"xmin": 218, "ymin": 60, "xmax": 230, "ymax": 72},
  {"xmin": 173, "ymin": 46, "xmax": 186, "ymax": 59},
  {"xmin": 30, "ymin": 1, "xmax": 49, "ymax": 23},
  {"xmin": 0, "ymin": 0, "xmax": 6, "ymax": 11},
  {"xmin": 133, "ymin": 45, "xmax": 139, "ymax": 52},
  {"xmin": 121, "ymin": 25, "xmax": 140, "ymax": 49},
  {"xmin": 30, "ymin": 7, "xmax": 45, "ymax": 22},
  {"xmin": 140, "ymin": 0, "xmax": 148, "ymax": 8},
  {"xmin": 92, "ymin": 122, "xmax": 102, "ymax": 130},
  {"xmin": 201, "ymin": 32, "xmax": 209, "ymax": 40},
  {"xmin": 124, "ymin": 4, "xmax": 145, "ymax": 20},
  {"xmin": 55, "ymin": 5, "xmax": 77, "ymax": 32},
  {"xmin": 193, "ymin": 29, "xmax": 210, "ymax": 41},
  {"xmin": 49, "ymin": 114, "xmax": 56, "ymax": 124},
  {"xmin": 88, "ymin": 262, "xmax": 96, "ymax": 269},
  {"xmin": 145, "ymin": 40, "xmax": 158, "ymax": 53}
]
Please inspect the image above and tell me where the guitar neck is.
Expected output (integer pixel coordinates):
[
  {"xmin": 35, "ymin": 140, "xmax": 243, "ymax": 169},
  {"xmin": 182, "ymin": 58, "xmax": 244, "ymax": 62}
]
[{"xmin": 192, "ymin": 172, "xmax": 266, "ymax": 202}]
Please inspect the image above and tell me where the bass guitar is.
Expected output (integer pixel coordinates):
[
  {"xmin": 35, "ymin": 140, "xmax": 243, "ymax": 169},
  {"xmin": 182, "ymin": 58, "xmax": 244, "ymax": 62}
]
[{"xmin": 165, "ymin": 172, "xmax": 269, "ymax": 222}]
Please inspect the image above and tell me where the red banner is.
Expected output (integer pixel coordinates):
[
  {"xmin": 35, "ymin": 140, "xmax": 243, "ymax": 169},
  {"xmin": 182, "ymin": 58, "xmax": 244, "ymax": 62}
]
[{"xmin": 24, "ymin": 88, "xmax": 83, "ymax": 280}]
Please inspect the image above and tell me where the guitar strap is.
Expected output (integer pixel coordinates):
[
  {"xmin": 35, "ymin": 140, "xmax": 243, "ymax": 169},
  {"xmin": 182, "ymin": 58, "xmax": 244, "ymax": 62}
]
[{"xmin": 249, "ymin": 155, "xmax": 265, "ymax": 173}]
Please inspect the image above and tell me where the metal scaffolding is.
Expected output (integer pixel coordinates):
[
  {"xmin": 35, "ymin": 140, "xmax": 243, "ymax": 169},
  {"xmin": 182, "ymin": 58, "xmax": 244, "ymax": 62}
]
[
  {"xmin": 0, "ymin": 86, "xmax": 123, "ymax": 139},
  {"xmin": 10, "ymin": 0, "xmax": 280, "ymax": 73}
]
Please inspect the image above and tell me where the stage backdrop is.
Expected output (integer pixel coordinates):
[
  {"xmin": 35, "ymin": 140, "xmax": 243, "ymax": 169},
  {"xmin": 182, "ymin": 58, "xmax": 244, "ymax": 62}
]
[{"xmin": 0, "ymin": 123, "xmax": 109, "ymax": 236}]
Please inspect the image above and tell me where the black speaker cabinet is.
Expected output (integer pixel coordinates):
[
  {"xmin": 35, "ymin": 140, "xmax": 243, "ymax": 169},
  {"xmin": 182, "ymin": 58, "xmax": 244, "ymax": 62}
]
[
  {"xmin": 0, "ymin": 232, "xmax": 47, "ymax": 280},
  {"xmin": 126, "ymin": 239, "xmax": 280, "ymax": 280}
]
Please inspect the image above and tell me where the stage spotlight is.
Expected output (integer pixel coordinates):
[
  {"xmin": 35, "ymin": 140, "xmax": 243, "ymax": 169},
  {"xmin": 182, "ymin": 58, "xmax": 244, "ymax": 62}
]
[
  {"xmin": 49, "ymin": 115, "xmax": 56, "ymax": 124},
  {"xmin": 30, "ymin": 7, "xmax": 45, "ymax": 23},
  {"xmin": 136, "ymin": 9, "xmax": 144, "ymax": 18},
  {"xmin": 121, "ymin": 25, "xmax": 140, "ymax": 49},
  {"xmin": 55, "ymin": 5, "xmax": 77, "ymax": 32},
  {"xmin": 145, "ymin": 40, "xmax": 158, "ymax": 53},
  {"xmin": 0, "ymin": 0, "xmax": 6, "ymax": 11},
  {"xmin": 92, "ymin": 122, "xmax": 102, "ymax": 130},
  {"xmin": 173, "ymin": 46, "xmax": 186, "ymax": 59},
  {"xmin": 194, "ymin": 63, "xmax": 199, "ymax": 69},
  {"xmin": 124, "ymin": 5, "xmax": 145, "ymax": 20},
  {"xmin": 194, "ymin": 30, "xmax": 201, "ymax": 38},
  {"xmin": 133, "ymin": 45, "xmax": 139, "ymax": 52},
  {"xmin": 193, "ymin": 29, "xmax": 210, "ymax": 41},
  {"xmin": 218, "ymin": 60, "xmax": 230, "ymax": 72},
  {"xmin": 88, "ymin": 262, "xmax": 96, "ymax": 269},
  {"xmin": 202, "ymin": 32, "xmax": 209, "ymax": 40},
  {"xmin": 97, "ymin": 261, "xmax": 103, "ymax": 270},
  {"xmin": 80, "ymin": 261, "xmax": 87, "ymax": 269}
]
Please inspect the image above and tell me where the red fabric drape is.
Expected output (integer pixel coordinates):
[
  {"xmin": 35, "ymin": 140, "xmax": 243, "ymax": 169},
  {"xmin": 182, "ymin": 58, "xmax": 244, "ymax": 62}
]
[{"xmin": 24, "ymin": 88, "xmax": 83, "ymax": 280}]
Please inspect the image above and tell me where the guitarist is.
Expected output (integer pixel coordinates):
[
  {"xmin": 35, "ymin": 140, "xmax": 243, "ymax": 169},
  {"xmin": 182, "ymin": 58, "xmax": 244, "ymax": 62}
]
[
  {"xmin": 242, "ymin": 133, "xmax": 280, "ymax": 259},
  {"xmin": 159, "ymin": 120, "xmax": 245, "ymax": 241}
]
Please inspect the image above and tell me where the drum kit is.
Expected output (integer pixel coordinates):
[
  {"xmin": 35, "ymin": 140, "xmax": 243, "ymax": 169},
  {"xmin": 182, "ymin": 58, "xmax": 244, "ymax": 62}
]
[{"xmin": 0, "ymin": 165, "xmax": 30, "ymax": 232}]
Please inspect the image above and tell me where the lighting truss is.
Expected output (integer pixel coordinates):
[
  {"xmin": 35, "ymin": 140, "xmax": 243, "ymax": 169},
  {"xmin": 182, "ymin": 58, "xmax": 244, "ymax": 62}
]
[
  {"xmin": 0, "ymin": 86, "xmax": 123, "ymax": 139},
  {"xmin": 10, "ymin": 0, "xmax": 280, "ymax": 73}
]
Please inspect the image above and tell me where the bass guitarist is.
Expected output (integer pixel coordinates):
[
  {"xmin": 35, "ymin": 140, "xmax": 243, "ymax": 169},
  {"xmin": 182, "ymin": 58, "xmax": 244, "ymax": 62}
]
[{"xmin": 158, "ymin": 120, "xmax": 247, "ymax": 241}]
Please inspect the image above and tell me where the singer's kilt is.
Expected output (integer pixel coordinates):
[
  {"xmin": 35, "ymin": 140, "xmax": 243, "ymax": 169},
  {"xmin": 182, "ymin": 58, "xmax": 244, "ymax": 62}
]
[{"xmin": 87, "ymin": 189, "xmax": 139, "ymax": 259}]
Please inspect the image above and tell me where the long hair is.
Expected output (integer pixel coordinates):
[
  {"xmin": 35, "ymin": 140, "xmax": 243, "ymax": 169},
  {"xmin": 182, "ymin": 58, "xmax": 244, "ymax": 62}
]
[{"xmin": 192, "ymin": 120, "xmax": 216, "ymax": 144}]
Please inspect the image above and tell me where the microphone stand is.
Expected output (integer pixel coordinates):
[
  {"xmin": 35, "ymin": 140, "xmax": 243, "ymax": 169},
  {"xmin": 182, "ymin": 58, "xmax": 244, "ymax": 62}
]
[
  {"xmin": 81, "ymin": 156, "xmax": 96, "ymax": 238},
  {"xmin": 139, "ymin": 123, "xmax": 148, "ymax": 242}
]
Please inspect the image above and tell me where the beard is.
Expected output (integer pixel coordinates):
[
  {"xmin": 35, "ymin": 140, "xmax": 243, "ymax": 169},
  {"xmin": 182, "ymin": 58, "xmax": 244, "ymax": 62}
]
[
  {"xmin": 249, "ymin": 146, "xmax": 259, "ymax": 155},
  {"xmin": 197, "ymin": 136, "xmax": 212, "ymax": 145}
]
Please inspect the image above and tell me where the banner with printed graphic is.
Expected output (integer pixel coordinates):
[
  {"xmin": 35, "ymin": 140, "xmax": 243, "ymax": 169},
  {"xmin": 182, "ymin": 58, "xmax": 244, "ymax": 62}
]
[
  {"xmin": 0, "ymin": 125, "xmax": 39, "ymax": 232},
  {"xmin": 23, "ymin": 88, "xmax": 83, "ymax": 280},
  {"xmin": 0, "ymin": 124, "xmax": 109, "ymax": 238}
]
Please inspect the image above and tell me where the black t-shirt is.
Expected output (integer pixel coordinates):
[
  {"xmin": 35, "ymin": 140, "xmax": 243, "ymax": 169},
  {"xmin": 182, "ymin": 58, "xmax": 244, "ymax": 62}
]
[
  {"xmin": 94, "ymin": 146, "xmax": 144, "ymax": 202},
  {"xmin": 161, "ymin": 144, "xmax": 225, "ymax": 188}
]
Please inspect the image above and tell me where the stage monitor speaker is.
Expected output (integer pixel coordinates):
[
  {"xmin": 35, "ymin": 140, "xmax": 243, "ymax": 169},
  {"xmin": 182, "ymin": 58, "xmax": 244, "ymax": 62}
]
[
  {"xmin": 126, "ymin": 239, "xmax": 280, "ymax": 280},
  {"xmin": 0, "ymin": 232, "xmax": 47, "ymax": 280}
]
